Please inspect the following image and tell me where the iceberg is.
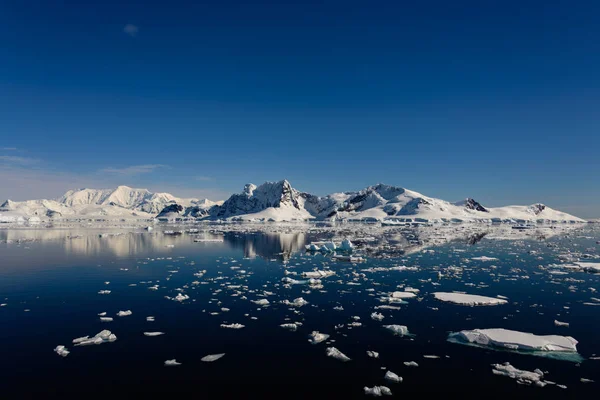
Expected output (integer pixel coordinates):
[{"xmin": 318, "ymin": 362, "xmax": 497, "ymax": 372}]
[
  {"xmin": 301, "ymin": 270, "xmax": 335, "ymax": 279},
  {"xmin": 54, "ymin": 345, "xmax": 70, "ymax": 357},
  {"xmin": 432, "ymin": 292, "xmax": 508, "ymax": 306},
  {"xmin": 384, "ymin": 371, "xmax": 402, "ymax": 383},
  {"xmin": 201, "ymin": 353, "xmax": 225, "ymax": 362},
  {"xmin": 100, "ymin": 317, "xmax": 113, "ymax": 322},
  {"xmin": 281, "ymin": 297, "xmax": 308, "ymax": 307},
  {"xmin": 308, "ymin": 331, "xmax": 330, "ymax": 345},
  {"xmin": 448, "ymin": 328, "xmax": 582, "ymax": 361},
  {"xmin": 164, "ymin": 359, "xmax": 181, "ymax": 366},
  {"xmin": 280, "ymin": 323, "xmax": 299, "ymax": 331},
  {"xmin": 73, "ymin": 330, "xmax": 117, "ymax": 346},
  {"xmin": 220, "ymin": 323, "xmax": 245, "ymax": 329},
  {"xmin": 364, "ymin": 386, "xmax": 392, "ymax": 396},
  {"xmin": 491, "ymin": 362, "xmax": 550, "ymax": 387},
  {"xmin": 371, "ymin": 312, "xmax": 385, "ymax": 321},
  {"xmin": 117, "ymin": 310, "xmax": 132, "ymax": 317},
  {"xmin": 366, "ymin": 351, "xmax": 379, "ymax": 358},
  {"xmin": 383, "ymin": 325, "xmax": 410, "ymax": 336},
  {"xmin": 143, "ymin": 332, "xmax": 165, "ymax": 337},
  {"xmin": 251, "ymin": 299, "xmax": 270, "ymax": 306},
  {"xmin": 326, "ymin": 347, "xmax": 351, "ymax": 362}
]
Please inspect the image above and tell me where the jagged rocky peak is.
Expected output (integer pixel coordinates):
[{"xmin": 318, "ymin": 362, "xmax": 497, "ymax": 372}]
[
  {"xmin": 528, "ymin": 203, "xmax": 546, "ymax": 215},
  {"xmin": 464, "ymin": 198, "xmax": 488, "ymax": 212}
]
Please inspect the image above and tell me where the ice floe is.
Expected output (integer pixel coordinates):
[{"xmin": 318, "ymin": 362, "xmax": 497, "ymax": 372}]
[
  {"xmin": 432, "ymin": 292, "xmax": 508, "ymax": 306},
  {"xmin": 308, "ymin": 331, "xmax": 330, "ymax": 344},
  {"xmin": 221, "ymin": 323, "xmax": 245, "ymax": 329},
  {"xmin": 491, "ymin": 362, "xmax": 551, "ymax": 387},
  {"xmin": 371, "ymin": 312, "xmax": 385, "ymax": 321},
  {"xmin": 281, "ymin": 297, "xmax": 308, "ymax": 307},
  {"xmin": 164, "ymin": 359, "xmax": 181, "ymax": 366},
  {"xmin": 144, "ymin": 332, "xmax": 165, "ymax": 337},
  {"xmin": 117, "ymin": 310, "xmax": 132, "ymax": 317},
  {"xmin": 384, "ymin": 370, "xmax": 402, "ymax": 383},
  {"xmin": 73, "ymin": 330, "xmax": 117, "ymax": 346},
  {"xmin": 367, "ymin": 351, "xmax": 379, "ymax": 358},
  {"xmin": 364, "ymin": 386, "xmax": 392, "ymax": 396},
  {"xmin": 383, "ymin": 325, "xmax": 410, "ymax": 336},
  {"xmin": 54, "ymin": 345, "xmax": 70, "ymax": 357}
]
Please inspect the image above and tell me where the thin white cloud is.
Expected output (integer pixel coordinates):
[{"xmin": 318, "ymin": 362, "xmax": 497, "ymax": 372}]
[
  {"xmin": 99, "ymin": 164, "xmax": 167, "ymax": 176},
  {"xmin": 123, "ymin": 24, "xmax": 139, "ymax": 37},
  {"xmin": 0, "ymin": 155, "xmax": 39, "ymax": 165}
]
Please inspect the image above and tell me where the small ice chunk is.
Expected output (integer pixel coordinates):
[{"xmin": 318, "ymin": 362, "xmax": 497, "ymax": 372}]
[
  {"xmin": 100, "ymin": 317, "xmax": 113, "ymax": 322},
  {"xmin": 280, "ymin": 323, "xmax": 299, "ymax": 331},
  {"xmin": 201, "ymin": 353, "xmax": 225, "ymax": 362},
  {"xmin": 54, "ymin": 345, "xmax": 70, "ymax": 357},
  {"xmin": 364, "ymin": 386, "xmax": 392, "ymax": 396},
  {"xmin": 371, "ymin": 312, "xmax": 385, "ymax": 321},
  {"xmin": 174, "ymin": 293, "xmax": 189, "ymax": 302},
  {"xmin": 98, "ymin": 312, "xmax": 107, "ymax": 316},
  {"xmin": 554, "ymin": 320, "xmax": 569, "ymax": 327},
  {"xmin": 471, "ymin": 256, "xmax": 498, "ymax": 261},
  {"xmin": 580, "ymin": 378, "xmax": 595, "ymax": 383},
  {"xmin": 117, "ymin": 310, "xmax": 132, "ymax": 317},
  {"xmin": 164, "ymin": 359, "xmax": 181, "ymax": 366},
  {"xmin": 389, "ymin": 291, "xmax": 416, "ymax": 299},
  {"xmin": 340, "ymin": 239, "xmax": 354, "ymax": 251},
  {"xmin": 302, "ymin": 270, "xmax": 335, "ymax": 279},
  {"xmin": 220, "ymin": 323, "xmax": 245, "ymax": 329},
  {"xmin": 281, "ymin": 297, "xmax": 309, "ymax": 307},
  {"xmin": 144, "ymin": 332, "xmax": 165, "ymax": 337},
  {"xmin": 308, "ymin": 331, "xmax": 330, "ymax": 344},
  {"xmin": 252, "ymin": 299, "xmax": 270, "ymax": 306},
  {"xmin": 384, "ymin": 370, "xmax": 402, "ymax": 383},
  {"xmin": 492, "ymin": 362, "xmax": 548, "ymax": 387},
  {"xmin": 98, "ymin": 290, "xmax": 111, "ymax": 295},
  {"xmin": 383, "ymin": 325, "xmax": 409, "ymax": 336},
  {"xmin": 326, "ymin": 347, "xmax": 351, "ymax": 362},
  {"xmin": 367, "ymin": 351, "xmax": 379, "ymax": 358},
  {"xmin": 73, "ymin": 330, "xmax": 117, "ymax": 346},
  {"xmin": 403, "ymin": 361, "xmax": 419, "ymax": 367},
  {"xmin": 146, "ymin": 316, "xmax": 155, "ymax": 322}
]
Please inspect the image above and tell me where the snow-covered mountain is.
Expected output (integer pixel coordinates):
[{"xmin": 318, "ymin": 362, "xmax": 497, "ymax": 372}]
[
  {"xmin": 0, "ymin": 186, "xmax": 216, "ymax": 222},
  {"xmin": 157, "ymin": 180, "xmax": 585, "ymax": 224},
  {"xmin": 0, "ymin": 180, "xmax": 586, "ymax": 224}
]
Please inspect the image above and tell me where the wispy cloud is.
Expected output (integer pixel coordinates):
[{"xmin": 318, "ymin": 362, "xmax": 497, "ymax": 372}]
[
  {"xmin": 0, "ymin": 155, "xmax": 39, "ymax": 165},
  {"xmin": 123, "ymin": 24, "xmax": 139, "ymax": 37},
  {"xmin": 99, "ymin": 164, "xmax": 167, "ymax": 176}
]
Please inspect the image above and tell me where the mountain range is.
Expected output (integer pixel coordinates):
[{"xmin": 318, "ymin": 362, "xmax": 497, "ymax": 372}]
[{"xmin": 0, "ymin": 180, "xmax": 585, "ymax": 223}]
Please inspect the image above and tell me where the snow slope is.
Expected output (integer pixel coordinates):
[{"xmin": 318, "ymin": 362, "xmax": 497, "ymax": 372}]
[
  {"xmin": 158, "ymin": 180, "xmax": 584, "ymax": 223},
  {"xmin": 0, "ymin": 186, "xmax": 214, "ymax": 222}
]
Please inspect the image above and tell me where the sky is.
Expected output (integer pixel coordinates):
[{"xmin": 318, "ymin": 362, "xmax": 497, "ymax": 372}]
[{"xmin": 1, "ymin": 0, "xmax": 599, "ymax": 218}]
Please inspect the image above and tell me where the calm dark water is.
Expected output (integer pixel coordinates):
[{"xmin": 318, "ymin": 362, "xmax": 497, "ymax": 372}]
[{"xmin": 0, "ymin": 225, "xmax": 599, "ymax": 398}]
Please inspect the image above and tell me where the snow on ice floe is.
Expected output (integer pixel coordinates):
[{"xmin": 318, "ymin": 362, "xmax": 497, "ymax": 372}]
[
  {"xmin": 326, "ymin": 347, "xmax": 351, "ymax": 362},
  {"xmin": 574, "ymin": 262, "xmax": 600, "ymax": 273},
  {"xmin": 164, "ymin": 359, "xmax": 181, "ymax": 366},
  {"xmin": 143, "ymin": 332, "xmax": 165, "ymax": 337},
  {"xmin": 280, "ymin": 323, "xmax": 299, "ymax": 331},
  {"xmin": 117, "ymin": 310, "xmax": 132, "ymax": 317},
  {"xmin": 554, "ymin": 320, "xmax": 569, "ymax": 327},
  {"xmin": 432, "ymin": 292, "xmax": 508, "ymax": 306},
  {"xmin": 308, "ymin": 331, "xmax": 330, "ymax": 344},
  {"xmin": 371, "ymin": 312, "xmax": 385, "ymax": 321},
  {"xmin": 54, "ymin": 345, "xmax": 70, "ymax": 357},
  {"xmin": 448, "ymin": 328, "xmax": 582, "ymax": 361},
  {"xmin": 384, "ymin": 371, "xmax": 402, "ymax": 383},
  {"xmin": 491, "ymin": 362, "xmax": 557, "ymax": 387},
  {"xmin": 201, "ymin": 353, "xmax": 226, "ymax": 362},
  {"xmin": 251, "ymin": 299, "xmax": 270, "ymax": 306},
  {"xmin": 73, "ymin": 330, "xmax": 117, "ymax": 346},
  {"xmin": 221, "ymin": 323, "xmax": 245, "ymax": 329},
  {"xmin": 364, "ymin": 386, "xmax": 392, "ymax": 396},
  {"xmin": 98, "ymin": 290, "xmax": 111, "ymax": 295},
  {"xmin": 383, "ymin": 325, "xmax": 410, "ymax": 336},
  {"xmin": 165, "ymin": 293, "xmax": 189, "ymax": 302},
  {"xmin": 281, "ymin": 297, "xmax": 309, "ymax": 307},
  {"xmin": 471, "ymin": 256, "xmax": 498, "ymax": 261},
  {"xmin": 301, "ymin": 270, "xmax": 335, "ymax": 279}
]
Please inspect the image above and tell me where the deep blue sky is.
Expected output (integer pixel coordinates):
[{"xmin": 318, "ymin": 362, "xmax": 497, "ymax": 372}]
[{"xmin": 1, "ymin": 1, "xmax": 599, "ymax": 217}]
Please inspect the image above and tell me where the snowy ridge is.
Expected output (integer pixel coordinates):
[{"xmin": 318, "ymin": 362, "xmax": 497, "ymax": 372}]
[
  {"xmin": 0, "ymin": 180, "xmax": 586, "ymax": 223},
  {"xmin": 159, "ymin": 180, "xmax": 584, "ymax": 224},
  {"xmin": 0, "ymin": 185, "xmax": 216, "ymax": 222}
]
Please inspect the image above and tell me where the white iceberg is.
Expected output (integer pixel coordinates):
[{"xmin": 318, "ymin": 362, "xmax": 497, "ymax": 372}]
[
  {"xmin": 433, "ymin": 292, "xmax": 508, "ymax": 306},
  {"xmin": 384, "ymin": 371, "xmax": 402, "ymax": 383},
  {"xmin": 100, "ymin": 317, "xmax": 113, "ymax": 322},
  {"xmin": 98, "ymin": 290, "xmax": 111, "ymax": 295},
  {"xmin": 221, "ymin": 323, "xmax": 245, "ymax": 329},
  {"xmin": 301, "ymin": 270, "xmax": 335, "ymax": 279},
  {"xmin": 364, "ymin": 386, "xmax": 392, "ymax": 396},
  {"xmin": 280, "ymin": 323, "xmax": 299, "ymax": 331},
  {"xmin": 367, "ymin": 351, "xmax": 379, "ymax": 358},
  {"xmin": 554, "ymin": 320, "xmax": 569, "ymax": 327},
  {"xmin": 281, "ymin": 297, "xmax": 308, "ymax": 307},
  {"xmin": 144, "ymin": 332, "xmax": 165, "ymax": 337},
  {"xmin": 371, "ymin": 312, "xmax": 385, "ymax": 321},
  {"xmin": 164, "ymin": 359, "xmax": 181, "ymax": 366},
  {"xmin": 308, "ymin": 331, "xmax": 330, "ymax": 344},
  {"xmin": 448, "ymin": 328, "xmax": 582, "ymax": 361},
  {"xmin": 201, "ymin": 353, "xmax": 226, "ymax": 362},
  {"xmin": 383, "ymin": 325, "xmax": 410, "ymax": 336},
  {"xmin": 326, "ymin": 347, "xmax": 351, "ymax": 362},
  {"xmin": 404, "ymin": 361, "xmax": 419, "ymax": 367},
  {"xmin": 252, "ymin": 299, "xmax": 270, "ymax": 306},
  {"xmin": 54, "ymin": 345, "xmax": 70, "ymax": 357},
  {"xmin": 492, "ymin": 362, "xmax": 550, "ymax": 387},
  {"xmin": 117, "ymin": 310, "xmax": 132, "ymax": 317},
  {"xmin": 73, "ymin": 330, "xmax": 117, "ymax": 346}
]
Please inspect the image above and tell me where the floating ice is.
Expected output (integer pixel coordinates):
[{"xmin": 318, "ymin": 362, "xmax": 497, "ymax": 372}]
[
  {"xmin": 98, "ymin": 290, "xmax": 111, "ymax": 295},
  {"xmin": 367, "ymin": 351, "xmax": 379, "ymax": 358},
  {"xmin": 281, "ymin": 297, "xmax": 308, "ymax": 307},
  {"xmin": 448, "ymin": 328, "xmax": 581, "ymax": 361},
  {"xmin": 221, "ymin": 323, "xmax": 245, "ymax": 329},
  {"xmin": 326, "ymin": 347, "xmax": 351, "ymax": 362},
  {"xmin": 280, "ymin": 323, "xmax": 299, "ymax": 331},
  {"xmin": 301, "ymin": 270, "xmax": 335, "ymax": 279},
  {"xmin": 73, "ymin": 330, "xmax": 117, "ymax": 346},
  {"xmin": 54, "ymin": 345, "xmax": 70, "ymax": 357},
  {"xmin": 574, "ymin": 262, "xmax": 600, "ymax": 273},
  {"xmin": 403, "ymin": 361, "xmax": 419, "ymax": 367},
  {"xmin": 308, "ymin": 331, "xmax": 330, "ymax": 344},
  {"xmin": 252, "ymin": 299, "xmax": 270, "ymax": 306},
  {"xmin": 554, "ymin": 320, "xmax": 569, "ymax": 327},
  {"xmin": 433, "ymin": 292, "xmax": 508, "ymax": 306},
  {"xmin": 98, "ymin": 312, "xmax": 106, "ymax": 316},
  {"xmin": 371, "ymin": 312, "xmax": 385, "ymax": 321},
  {"xmin": 364, "ymin": 386, "xmax": 392, "ymax": 396},
  {"xmin": 144, "ymin": 332, "xmax": 165, "ymax": 337},
  {"xmin": 100, "ymin": 317, "xmax": 113, "ymax": 322},
  {"xmin": 384, "ymin": 371, "xmax": 402, "ymax": 383},
  {"xmin": 164, "ymin": 359, "xmax": 181, "ymax": 366},
  {"xmin": 340, "ymin": 239, "xmax": 354, "ymax": 251},
  {"xmin": 383, "ymin": 325, "xmax": 410, "ymax": 336},
  {"xmin": 117, "ymin": 310, "xmax": 132, "ymax": 317},
  {"xmin": 201, "ymin": 353, "xmax": 226, "ymax": 362},
  {"xmin": 491, "ymin": 362, "xmax": 549, "ymax": 387},
  {"xmin": 390, "ymin": 291, "xmax": 416, "ymax": 299},
  {"xmin": 471, "ymin": 256, "xmax": 498, "ymax": 261},
  {"xmin": 146, "ymin": 316, "xmax": 155, "ymax": 322}
]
